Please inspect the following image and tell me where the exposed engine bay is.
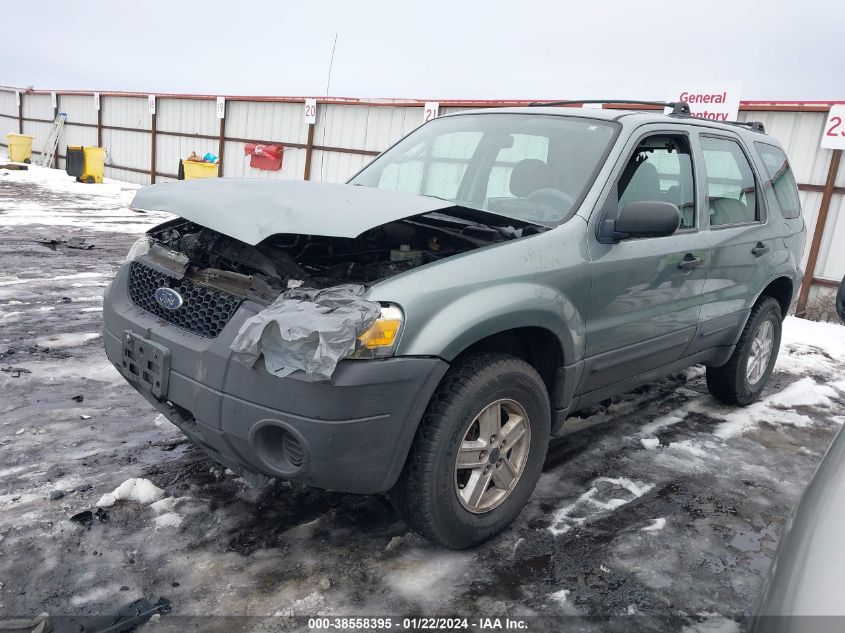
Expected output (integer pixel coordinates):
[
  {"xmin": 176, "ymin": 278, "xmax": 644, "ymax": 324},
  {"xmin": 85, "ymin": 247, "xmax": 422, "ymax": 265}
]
[{"xmin": 139, "ymin": 211, "xmax": 544, "ymax": 304}]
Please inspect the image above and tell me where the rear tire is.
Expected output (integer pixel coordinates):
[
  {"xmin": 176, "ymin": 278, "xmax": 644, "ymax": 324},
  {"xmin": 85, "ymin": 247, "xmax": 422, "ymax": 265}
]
[
  {"xmin": 393, "ymin": 353, "xmax": 550, "ymax": 549},
  {"xmin": 706, "ymin": 296, "xmax": 782, "ymax": 406}
]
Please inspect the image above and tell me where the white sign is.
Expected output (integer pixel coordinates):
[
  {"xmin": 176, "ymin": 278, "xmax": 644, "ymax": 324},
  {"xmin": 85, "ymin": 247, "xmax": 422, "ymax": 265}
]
[
  {"xmin": 93, "ymin": 92, "xmax": 100, "ymax": 111},
  {"xmin": 424, "ymin": 102, "xmax": 440, "ymax": 123},
  {"xmin": 51, "ymin": 92, "xmax": 57, "ymax": 108},
  {"xmin": 148, "ymin": 94, "xmax": 156, "ymax": 115},
  {"xmin": 821, "ymin": 105, "xmax": 845, "ymax": 150},
  {"xmin": 14, "ymin": 90, "xmax": 20, "ymax": 106},
  {"xmin": 304, "ymin": 98, "xmax": 317, "ymax": 125},
  {"xmin": 665, "ymin": 82, "xmax": 742, "ymax": 122},
  {"xmin": 216, "ymin": 96, "xmax": 225, "ymax": 119}
]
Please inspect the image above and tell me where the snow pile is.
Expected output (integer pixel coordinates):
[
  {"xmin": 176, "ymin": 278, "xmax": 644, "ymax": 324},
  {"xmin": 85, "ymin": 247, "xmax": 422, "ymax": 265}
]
[
  {"xmin": 766, "ymin": 376, "xmax": 838, "ymax": 409},
  {"xmin": 35, "ymin": 332, "xmax": 101, "ymax": 350},
  {"xmin": 548, "ymin": 477, "xmax": 654, "ymax": 536},
  {"xmin": 384, "ymin": 549, "xmax": 473, "ymax": 605},
  {"xmin": 642, "ymin": 517, "xmax": 666, "ymax": 532},
  {"xmin": 152, "ymin": 512, "xmax": 183, "ymax": 529},
  {"xmin": 97, "ymin": 478, "xmax": 164, "ymax": 507},
  {"xmin": 549, "ymin": 588, "xmax": 570, "ymax": 604},
  {"xmin": 149, "ymin": 497, "xmax": 184, "ymax": 529},
  {"xmin": 640, "ymin": 437, "xmax": 660, "ymax": 450},
  {"xmin": 96, "ymin": 478, "xmax": 185, "ymax": 529},
  {"xmin": 0, "ymin": 162, "xmax": 171, "ymax": 233},
  {"xmin": 638, "ymin": 402, "xmax": 703, "ymax": 436},
  {"xmin": 780, "ymin": 316, "xmax": 845, "ymax": 362},
  {"xmin": 667, "ymin": 439, "xmax": 713, "ymax": 458},
  {"xmin": 713, "ymin": 377, "xmax": 838, "ymax": 439}
]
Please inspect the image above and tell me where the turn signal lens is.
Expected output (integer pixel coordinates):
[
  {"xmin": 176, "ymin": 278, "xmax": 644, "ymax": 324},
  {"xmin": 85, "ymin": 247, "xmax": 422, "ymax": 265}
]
[
  {"xmin": 359, "ymin": 318, "xmax": 402, "ymax": 349},
  {"xmin": 350, "ymin": 305, "xmax": 404, "ymax": 358}
]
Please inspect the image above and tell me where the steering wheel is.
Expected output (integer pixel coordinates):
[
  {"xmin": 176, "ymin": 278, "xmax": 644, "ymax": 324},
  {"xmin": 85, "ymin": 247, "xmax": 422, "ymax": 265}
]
[{"xmin": 527, "ymin": 188, "xmax": 575, "ymax": 222}]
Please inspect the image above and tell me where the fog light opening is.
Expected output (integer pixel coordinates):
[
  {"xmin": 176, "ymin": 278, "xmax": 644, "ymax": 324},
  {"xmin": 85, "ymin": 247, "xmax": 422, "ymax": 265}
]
[{"xmin": 253, "ymin": 423, "xmax": 306, "ymax": 475}]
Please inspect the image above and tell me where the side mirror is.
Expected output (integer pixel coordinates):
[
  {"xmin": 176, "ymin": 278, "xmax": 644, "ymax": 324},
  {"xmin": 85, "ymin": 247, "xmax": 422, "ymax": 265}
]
[{"xmin": 611, "ymin": 201, "xmax": 681, "ymax": 240}]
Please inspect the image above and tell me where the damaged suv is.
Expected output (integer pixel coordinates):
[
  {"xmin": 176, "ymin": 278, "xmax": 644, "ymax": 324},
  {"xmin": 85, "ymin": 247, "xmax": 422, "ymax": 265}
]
[{"xmin": 104, "ymin": 107, "xmax": 804, "ymax": 549}]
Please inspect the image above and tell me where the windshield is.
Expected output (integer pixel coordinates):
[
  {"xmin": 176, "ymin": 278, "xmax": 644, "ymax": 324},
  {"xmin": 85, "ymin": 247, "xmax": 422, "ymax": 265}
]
[{"xmin": 349, "ymin": 113, "xmax": 617, "ymax": 225}]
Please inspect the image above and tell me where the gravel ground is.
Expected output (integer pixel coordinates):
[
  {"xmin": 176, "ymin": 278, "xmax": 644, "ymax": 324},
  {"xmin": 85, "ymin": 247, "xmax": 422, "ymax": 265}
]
[{"xmin": 1, "ymin": 164, "xmax": 844, "ymax": 633}]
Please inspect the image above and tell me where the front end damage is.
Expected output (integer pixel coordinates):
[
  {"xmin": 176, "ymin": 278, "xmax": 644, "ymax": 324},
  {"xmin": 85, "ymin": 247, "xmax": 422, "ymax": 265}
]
[{"xmin": 103, "ymin": 180, "xmax": 545, "ymax": 492}]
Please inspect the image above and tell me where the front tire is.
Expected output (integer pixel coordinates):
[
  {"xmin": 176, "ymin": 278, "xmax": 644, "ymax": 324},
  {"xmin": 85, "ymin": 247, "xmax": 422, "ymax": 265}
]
[
  {"xmin": 706, "ymin": 296, "xmax": 782, "ymax": 406},
  {"xmin": 393, "ymin": 353, "xmax": 550, "ymax": 549}
]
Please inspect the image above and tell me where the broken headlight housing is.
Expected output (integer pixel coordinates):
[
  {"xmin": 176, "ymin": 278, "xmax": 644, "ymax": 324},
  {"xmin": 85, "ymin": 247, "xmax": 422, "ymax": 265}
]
[
  {"xmin": 348, "ymin": 305, "xmax": 404, "ymax": 359},
  {"xmin": 125, "ymin": 236, "xmax": 152, "ymax": 262}
]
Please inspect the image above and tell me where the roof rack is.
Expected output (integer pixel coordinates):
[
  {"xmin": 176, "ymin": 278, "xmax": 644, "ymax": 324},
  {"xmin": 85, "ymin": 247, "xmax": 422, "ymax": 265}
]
[
  {"xmin": 528, "ymin": 99, "xmax": 767, "ymax": 133},
  {"xmin": 528, "ymin": 99, "xmax": 691, "ymax": 115},
  {"xmin": 719, "ymin": 120, "xmax": 766, "ymax": 134}
]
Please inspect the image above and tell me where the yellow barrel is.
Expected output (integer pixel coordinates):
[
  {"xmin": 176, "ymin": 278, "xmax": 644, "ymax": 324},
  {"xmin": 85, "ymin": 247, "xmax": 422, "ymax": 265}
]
[
  {"xmin": 6, "ymin": 134, "xmax": 34, "ymax": 163},
  {"xmin": 80, "ymin": 146, "xmax": 105, "ymax": 183},
  {"xmin": 182, "ymin": 160, "xmax": 219, "ymax": 180}
]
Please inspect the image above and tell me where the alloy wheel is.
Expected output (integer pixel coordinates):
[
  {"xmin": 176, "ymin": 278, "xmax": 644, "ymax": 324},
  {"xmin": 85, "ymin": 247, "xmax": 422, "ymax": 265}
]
[
  {"xmin": 454, "ymin": 398, "xmax": 531, "ymax": 514},
  {"xmin": 746, "ymin": 319, "xmax": 775, "ymax": 385}
]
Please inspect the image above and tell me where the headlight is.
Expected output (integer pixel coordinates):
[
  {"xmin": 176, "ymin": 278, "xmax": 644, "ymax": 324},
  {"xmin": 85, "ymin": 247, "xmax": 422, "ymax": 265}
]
[
  {"xmin": 125, "ymin": 236, "xmax": 152, "ymax": 262},
  {"xmin": 348, "ymin": 305, "xmax": 404, "ymax": 359}
]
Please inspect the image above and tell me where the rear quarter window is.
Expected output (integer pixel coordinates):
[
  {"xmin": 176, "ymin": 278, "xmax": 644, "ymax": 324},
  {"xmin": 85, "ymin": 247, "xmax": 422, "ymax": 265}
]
[{"xmin": 754, "ymin": 142, "xmax": 801, "ymax": 219}]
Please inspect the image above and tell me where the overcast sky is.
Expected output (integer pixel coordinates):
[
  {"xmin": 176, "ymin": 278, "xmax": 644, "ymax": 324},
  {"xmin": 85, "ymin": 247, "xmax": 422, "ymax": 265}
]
[{"xmin": 5, "ymin": 0, "xmax": 844, "ymax": 101}]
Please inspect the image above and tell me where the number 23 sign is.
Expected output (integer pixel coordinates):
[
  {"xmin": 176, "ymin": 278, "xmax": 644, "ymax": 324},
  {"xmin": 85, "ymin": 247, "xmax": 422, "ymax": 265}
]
[{"xmin": 821, "ymin": 105, "xmax": 845, "ymax": 150}]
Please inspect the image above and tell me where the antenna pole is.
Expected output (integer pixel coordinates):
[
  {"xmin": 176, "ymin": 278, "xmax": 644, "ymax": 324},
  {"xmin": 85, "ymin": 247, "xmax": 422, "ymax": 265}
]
[
  {"xmin": 320, "ymin": 34, "xmax": 339, "ymax": 183},
  {"xmin": 325, "ymin": 34, "xmax": 338, "ymax": 97}
]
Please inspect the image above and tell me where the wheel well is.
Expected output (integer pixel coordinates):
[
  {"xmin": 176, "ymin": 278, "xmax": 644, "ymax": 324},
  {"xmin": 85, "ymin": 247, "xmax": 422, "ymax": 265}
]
[
  {"xmin": 759, "ymin": 277, "xmax": 793, "ymax": 317},
  {"xmin": 452, "ymin": 327, "xmax": 563, "ymax": 397}
]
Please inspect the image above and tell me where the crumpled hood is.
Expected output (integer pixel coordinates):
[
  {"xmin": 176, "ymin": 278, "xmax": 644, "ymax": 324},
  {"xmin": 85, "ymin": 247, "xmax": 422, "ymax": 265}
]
[{"xmin": 131, "ymin": 179, "xmax": 539, "ymax": 245}]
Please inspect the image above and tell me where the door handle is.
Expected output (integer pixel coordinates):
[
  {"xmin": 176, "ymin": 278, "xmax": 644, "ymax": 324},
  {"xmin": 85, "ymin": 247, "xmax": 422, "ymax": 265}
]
[
  {"xmin": 751, "ymin": 242, "xmax": 770, "ymax": 256},
  {"xmin": 678, "ymin": 254, "xmax": 703, "ymax": 270}
]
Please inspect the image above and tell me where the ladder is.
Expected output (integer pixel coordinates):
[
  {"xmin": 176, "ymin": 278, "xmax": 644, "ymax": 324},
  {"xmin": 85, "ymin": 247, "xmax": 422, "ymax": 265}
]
[{"xmin": 38, "ymin": 112, "xmax": 66, "ymax": 168}]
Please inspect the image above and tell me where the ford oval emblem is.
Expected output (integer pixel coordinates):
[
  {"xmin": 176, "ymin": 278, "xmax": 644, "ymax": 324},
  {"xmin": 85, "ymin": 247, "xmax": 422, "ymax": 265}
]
[{"xmin": 154, "ymin": 287, "xmax": 183, "ymax": 311}]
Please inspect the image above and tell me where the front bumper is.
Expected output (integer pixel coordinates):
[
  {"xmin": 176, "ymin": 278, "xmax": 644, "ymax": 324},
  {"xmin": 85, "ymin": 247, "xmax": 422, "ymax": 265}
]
[{"xmin": 103, "ymin": 264, "xmax": 448, "ymax": 493}]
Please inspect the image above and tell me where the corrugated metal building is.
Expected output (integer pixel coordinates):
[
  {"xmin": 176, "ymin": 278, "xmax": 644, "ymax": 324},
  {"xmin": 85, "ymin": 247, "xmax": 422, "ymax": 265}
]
[{"xmin": 0, "ymin": 86, "xmax": 842, "ymax": 309}]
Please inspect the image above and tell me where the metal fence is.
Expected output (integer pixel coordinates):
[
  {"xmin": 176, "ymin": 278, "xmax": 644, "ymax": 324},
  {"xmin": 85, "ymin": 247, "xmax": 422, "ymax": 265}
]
[{"xmin": 1, "ymin": 86, "xmax": 842, "ymax": 310}]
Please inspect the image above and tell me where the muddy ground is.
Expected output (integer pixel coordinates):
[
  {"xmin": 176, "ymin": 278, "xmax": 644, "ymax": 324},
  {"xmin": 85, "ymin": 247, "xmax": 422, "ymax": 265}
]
[{"xmin": 1, "ymin": 166, "xmax": 844, "ymax": 632}]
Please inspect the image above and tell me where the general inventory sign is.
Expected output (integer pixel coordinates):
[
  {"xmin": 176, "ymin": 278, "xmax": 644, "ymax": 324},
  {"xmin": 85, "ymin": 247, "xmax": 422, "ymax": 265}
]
[{"xmin": 665, "ymin": 82, "xmax": 742, "ymax": 122}]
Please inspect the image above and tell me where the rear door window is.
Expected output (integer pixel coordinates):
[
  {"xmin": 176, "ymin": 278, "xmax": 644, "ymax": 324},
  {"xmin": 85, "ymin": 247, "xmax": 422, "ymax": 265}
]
[
  {"xmin": 701, "ymin": 136, "xmax": 759, "ymax": 227},
  {"xmin": 754, "ymin": 142, "xmax": 801, "ymax": 219}
]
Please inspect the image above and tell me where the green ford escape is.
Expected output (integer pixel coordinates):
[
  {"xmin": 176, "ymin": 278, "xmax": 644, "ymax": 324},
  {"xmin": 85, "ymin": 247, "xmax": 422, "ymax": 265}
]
[{"xmin": 103, "ymin": 105, "xmax": 804, "ymax": 549}]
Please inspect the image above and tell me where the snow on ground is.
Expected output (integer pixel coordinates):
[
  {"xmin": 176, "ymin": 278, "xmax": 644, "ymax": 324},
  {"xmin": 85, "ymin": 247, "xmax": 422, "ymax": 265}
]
[
  {"xmin": 1, "ymin": 163, "xmax": 844, "ymax": 631},
  {"xmin": 0, "ymin": 161, "xmax": 168, "ymax": 234},
  {"xmin": 96, "ymin": 478, "xmax": 165, "ymax": 507}
]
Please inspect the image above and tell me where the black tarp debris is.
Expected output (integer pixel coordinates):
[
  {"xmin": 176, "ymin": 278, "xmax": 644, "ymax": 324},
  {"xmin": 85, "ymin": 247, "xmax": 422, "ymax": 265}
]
[
  {"xmin": 34, "ymin": 237, "xmax": 95, "ymax": 251},
  {"xmin": 77, "ymin": 597, "xmax": 171, "ymax": 633},
  {"xmin": 1, "ymin": 366, "xmax": 31, "ymax": 377},
  {"xmin": 69, "ymin": 507, "xmax": 109, "ymax": 527},
  {"xmin": 67, "ymin": 237, "xmax": 95, "ymax": 250}
]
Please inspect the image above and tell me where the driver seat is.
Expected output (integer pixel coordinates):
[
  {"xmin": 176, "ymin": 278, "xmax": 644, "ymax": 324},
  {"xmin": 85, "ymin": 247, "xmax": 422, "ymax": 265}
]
[{"xmin": 509, "ymin": 159, "xmax": 555, "ymax": 197}]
